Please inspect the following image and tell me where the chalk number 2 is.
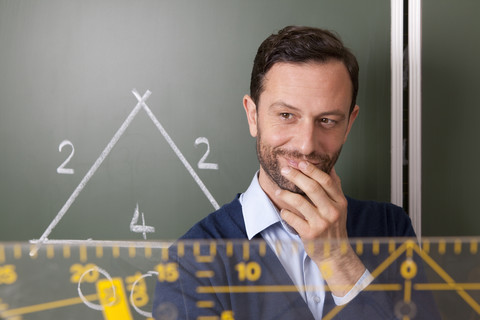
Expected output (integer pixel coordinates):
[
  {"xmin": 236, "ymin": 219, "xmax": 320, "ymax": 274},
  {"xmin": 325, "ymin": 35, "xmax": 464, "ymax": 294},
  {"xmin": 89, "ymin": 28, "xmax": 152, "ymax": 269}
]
[
  {"xmin": 57, "ymin": 136, "xmax": 217, "ymax": 174},
  {"xmin": 57, "ymin": 140, "xmax": 75, "ymax": 174},
  {"xmin": 195, "ymin": 137, "xmax": 218, "ymax": 170}
]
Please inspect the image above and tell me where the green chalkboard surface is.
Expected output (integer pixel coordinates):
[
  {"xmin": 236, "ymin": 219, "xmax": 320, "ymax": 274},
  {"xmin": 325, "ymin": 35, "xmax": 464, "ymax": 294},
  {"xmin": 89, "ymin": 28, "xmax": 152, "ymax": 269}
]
[
  {"xmin": 422, "ymin": 0, "xmax": 480, "ymax": 236},
  {"xmin": 0, "ymin": 0, "xmax": 391, "ymax": 241}
]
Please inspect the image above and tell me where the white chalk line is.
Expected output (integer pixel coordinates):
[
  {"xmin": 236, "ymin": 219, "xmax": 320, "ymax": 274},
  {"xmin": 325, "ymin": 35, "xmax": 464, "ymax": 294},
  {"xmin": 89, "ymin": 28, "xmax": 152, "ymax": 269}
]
[
  {"xmin": 30, "ymin": 90, "xmax": 152, "ymax": 255},
  {"xmin": 78, "ymin": 266, "xmax": 115, "ymax": 311},
  {"xmin": 132, "ymin": 89, "xmax": 220, "ymax": 211},
  {"xmin": 29, "ymin": 239, "xmax": 173, "ymax": 248},
  {"xmin": 32, "ymin": 89, "xmax": 220, "ymax": 254}
]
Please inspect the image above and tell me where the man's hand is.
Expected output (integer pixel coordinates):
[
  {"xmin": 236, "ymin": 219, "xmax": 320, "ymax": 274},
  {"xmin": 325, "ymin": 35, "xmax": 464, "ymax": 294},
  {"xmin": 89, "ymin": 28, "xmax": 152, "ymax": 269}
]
[{"xmin": 273, "ymin": 160, "xmax": 366, "ymax": 297}]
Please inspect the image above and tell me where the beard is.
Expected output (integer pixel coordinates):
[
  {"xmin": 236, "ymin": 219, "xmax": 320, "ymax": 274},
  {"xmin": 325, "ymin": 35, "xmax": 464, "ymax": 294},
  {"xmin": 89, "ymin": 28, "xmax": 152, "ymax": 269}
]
[{"xmin": 256, "ymin": 131, "xmax": 341, "ymax": 195}]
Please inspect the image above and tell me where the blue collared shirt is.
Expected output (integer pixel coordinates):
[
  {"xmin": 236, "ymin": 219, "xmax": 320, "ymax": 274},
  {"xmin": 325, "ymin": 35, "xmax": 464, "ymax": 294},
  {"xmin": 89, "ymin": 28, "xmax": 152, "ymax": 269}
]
[{"xmin": 239, "ymin": 172, "xmax": 373, "ymax": 319}]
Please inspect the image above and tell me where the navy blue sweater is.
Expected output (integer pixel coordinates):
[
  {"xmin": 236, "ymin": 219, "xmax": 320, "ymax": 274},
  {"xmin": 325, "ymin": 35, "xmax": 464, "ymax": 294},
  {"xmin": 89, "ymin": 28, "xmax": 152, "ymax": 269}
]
[{"xmin": 152, "ymin": 196, "xmax": 439, "ymax": 320}]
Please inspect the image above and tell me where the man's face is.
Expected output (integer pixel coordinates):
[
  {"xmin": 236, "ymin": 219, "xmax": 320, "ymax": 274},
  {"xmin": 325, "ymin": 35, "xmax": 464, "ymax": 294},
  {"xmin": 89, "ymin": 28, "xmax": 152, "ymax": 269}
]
[{"xmin": 243, "ymin": 61, "xmax": 359, "ymax": 195}]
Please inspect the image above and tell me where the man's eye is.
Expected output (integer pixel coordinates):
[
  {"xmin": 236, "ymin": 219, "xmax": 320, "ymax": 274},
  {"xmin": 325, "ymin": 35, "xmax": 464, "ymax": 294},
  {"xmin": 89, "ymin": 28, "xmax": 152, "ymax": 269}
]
[
  {"xmin": 280, "ymin": 113, "xmax": 293, "ymax": 119},
  {"xmin": 320, "ymin": 118, "xmax": 337, "ymax": 126}
]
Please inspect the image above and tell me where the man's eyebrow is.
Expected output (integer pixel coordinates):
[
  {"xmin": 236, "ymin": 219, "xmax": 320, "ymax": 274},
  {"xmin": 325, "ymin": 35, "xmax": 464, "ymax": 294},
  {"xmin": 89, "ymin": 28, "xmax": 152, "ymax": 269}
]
[
  {"xmin": 269, "ymin": 100, "xmax": 347, "ymax": 118},
  {"xmin": 269, "ymin": 100, "xmax": 300, "ymax": 111},
  {"xmin": 318, "ymin": 111, "xmax": 347, "ymax": 119}
]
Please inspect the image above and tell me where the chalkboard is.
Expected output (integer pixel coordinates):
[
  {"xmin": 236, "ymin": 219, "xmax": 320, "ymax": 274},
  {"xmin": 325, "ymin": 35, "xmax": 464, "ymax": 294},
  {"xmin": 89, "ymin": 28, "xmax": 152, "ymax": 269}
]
[
  {"xmin": 0, "ymin": 0, "xmax": 392, "ymax": 241},
  {"xmin": 422, "ymin": 0, "xmax": 480, "ymax": 236}
]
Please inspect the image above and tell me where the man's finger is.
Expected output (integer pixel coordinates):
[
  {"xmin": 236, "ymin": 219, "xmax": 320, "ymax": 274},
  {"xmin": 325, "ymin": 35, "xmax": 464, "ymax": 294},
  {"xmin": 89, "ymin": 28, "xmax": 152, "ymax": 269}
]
[
  {"xmin": 296, "ymin": 161, "xmax": 344, "ymax": 202},
  {"xmin": 280, "ymin": 209, "xmax": 309, "ymax": 235},
  {"xmin": 275, "ymin": 187, "xmax": 315, "ymax": 220}
]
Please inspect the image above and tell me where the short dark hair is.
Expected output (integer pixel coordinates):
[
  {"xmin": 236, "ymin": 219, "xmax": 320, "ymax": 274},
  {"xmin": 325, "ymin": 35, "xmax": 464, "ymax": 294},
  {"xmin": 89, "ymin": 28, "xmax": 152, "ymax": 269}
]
[{"xmin": 250, "ymin": 26, "xmax": 359, "ymax": 113}]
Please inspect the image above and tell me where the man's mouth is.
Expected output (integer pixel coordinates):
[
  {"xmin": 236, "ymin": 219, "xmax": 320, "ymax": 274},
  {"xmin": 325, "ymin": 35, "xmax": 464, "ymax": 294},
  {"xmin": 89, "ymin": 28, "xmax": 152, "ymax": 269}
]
[
  {"xmin": 285, "ymin": 158, "xmax": 300, "ymax": 169},
  {"xmin": 284, "ymin": 157, "xmax": 320, "ymax": 169}
]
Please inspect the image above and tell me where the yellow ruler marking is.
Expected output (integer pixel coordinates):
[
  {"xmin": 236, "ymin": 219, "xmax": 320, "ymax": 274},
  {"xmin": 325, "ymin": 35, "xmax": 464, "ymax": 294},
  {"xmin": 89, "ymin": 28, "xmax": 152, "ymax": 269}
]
[
  {"xmin": 471, "ymin": 240, "xmax": 478, "ymax": 254},
  {"xmin": 63, "ymin": 245, "xmax": 71, "ymax": 259},
  {"xmin": 340, "ymin": 241, "xmax": 348, "ymax": 255},
  {"xmin": 196, "ymin": 300, "xmax": 214, "ymax": 308},
  {"xmin": 196, "ymin": 256, "xmax": 214, "ymax": 263},
  {"xmin": 197, "ymin": 283, "xmax": 402, "ymax": 294},
  {"xmin": 226, "ymin": 241, "xmax": 233, "ymax": 257},
  {"xmin": 243, "ymin": 241, "xmax": 250, "ymax": 260},
  {"xmin": 112, "ymin": 246, "xmax": 120, "ymax": 258},
  {"xmin": 275, "ymin": 240, "xmax": 282, "ymax": 256},
  {"xmin": 355, "ymin": 241, "xmax": 363, "ymax": 255},
  {"xmin": 79, "ymin": 245, "xmax": 87, "ymax": 262},
  {"xmin": 438, "ymin": 240, "xmax": 446, "ymax": 255},
  {"xmin": 404, "ymin": 280, "xmax": 412, "ymax": 303},
  {"xmin": 415, "ymin": 283, "xmax": 480, "ymax": 290},
  {"xmin": 362, "ymin": 284, "xmax": 403, "ymax": 291},
  {"xmin": 323, "ymin": 241, "xmax": 411, "ymax": 320},
  {"xmin": 14, "ymin": 245, "xmax": 22, "ymax": 259},
  {"xmin": 193, "ymin": 242, "xmax": 200, "ymax": 256},
  {"xmin": 259, "ymin": 241, "xmax": 266, "ymax": 257},
  {"xmin": 422, "ymin": 239, "xmax": 430, "ymax": 253},
  {"xmin": 370, "ymin": 241, "xmax": 410, "ymax": 279},
  {"xmin": 161, "ymin": 247, "xmax": 168, "ymax": 261},
  {"xmin": 209, "ymin": 242, "xmax": 217, "ymax": 258},
  {"xmin": 196, "ymin": 270, "xmax": 215, "ymax": 278},
  {"xmin": 144, "ymin": 245, "xmax": 152, "ymax": 259},
  {"xmin": 388, "ymin": 240, "xmax": 396, "ymax": 254},
  {"xmin": 326, "ymin": 283, "xmax": 403, "ymax": 292},
  {"xmin": 198, "ymin": 285, "xmax": 300, "ymax": 293},
  {"xmin": 177, "ymin": 242, "xmax": 185, "ymax": 257},
  {"xmin": 96, "ymin": 246, "xmax": 104, "ymax": 258},
  {"xmin": 306, "ymin": 241, "xmax": 315, "ymax": 257},
  {"xmin": 454, "ymin": 239, "xmax": 462, "ymax": 255},
  {"xmin": 325, "ymin": 283, "xmax": 403, "ymax": 293},
  {"xmin": 323, "ymin": 241, "xmax": 331, "ymax": 259},
  {"xmin": 129, "ymin": 246, "xmax": 136, "ymax": 258},
  {"xmin": 4, "ymin": 238, "xmax": 480, "ymax": 318},
  {"xmin": 0, "ymin": 294, "xmax": 98, "ymax": 317},
  {"xmin": 46, "ymin": 245, "xmax": 54, "ymax": 259},
  {"xmin": 413, "ymin": 244, "xmax": 480, "ymax": 314},
  {"xmin": 0, "ymin": 245, "xmax": 5, "ymax": 264},
  {"xmin": 372, "ymin": 240, "xmax": 380, "ymax": 255},
  {"xmin": 194, "ymin": 242, "xmax": 216, "ymax": 263},
  {"xmin": 96, "ymin": 277, "xmax": 133, "ymax": 320},
  {"xmin": 406, "ymin": 241, "xmax": 414, "ymax": 258},
  {"xmin": 291, "ymin": 241, "xmax": 299, "ymax": 255}
]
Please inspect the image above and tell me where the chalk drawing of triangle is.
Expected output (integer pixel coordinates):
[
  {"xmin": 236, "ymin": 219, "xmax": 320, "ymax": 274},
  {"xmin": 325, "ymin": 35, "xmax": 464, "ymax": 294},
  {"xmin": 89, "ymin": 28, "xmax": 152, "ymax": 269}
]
[{"xmin": 32, "ymin": 89, "xmax": 219, "ymax": 247}]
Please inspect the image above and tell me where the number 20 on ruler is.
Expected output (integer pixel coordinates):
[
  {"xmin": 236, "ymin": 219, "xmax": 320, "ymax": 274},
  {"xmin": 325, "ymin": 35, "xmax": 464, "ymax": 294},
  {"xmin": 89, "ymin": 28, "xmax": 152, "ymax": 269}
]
[{"xmin": 56, "ymin": 137, "xmax": 218, "ymax": 175}]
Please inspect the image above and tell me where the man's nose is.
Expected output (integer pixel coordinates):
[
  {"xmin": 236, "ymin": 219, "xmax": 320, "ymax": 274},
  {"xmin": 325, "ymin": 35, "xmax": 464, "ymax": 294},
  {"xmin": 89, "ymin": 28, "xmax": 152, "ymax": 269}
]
[{"xmin": 296, "ymin": 121, "xmax": 317, "ymax": 156}]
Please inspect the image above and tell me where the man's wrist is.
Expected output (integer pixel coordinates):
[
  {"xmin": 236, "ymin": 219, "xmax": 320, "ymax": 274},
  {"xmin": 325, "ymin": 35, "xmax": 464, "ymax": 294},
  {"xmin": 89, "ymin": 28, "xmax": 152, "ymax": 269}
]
[{"xmin": 332, "ymin": 269, "xmax": 374, "ymax": 305}]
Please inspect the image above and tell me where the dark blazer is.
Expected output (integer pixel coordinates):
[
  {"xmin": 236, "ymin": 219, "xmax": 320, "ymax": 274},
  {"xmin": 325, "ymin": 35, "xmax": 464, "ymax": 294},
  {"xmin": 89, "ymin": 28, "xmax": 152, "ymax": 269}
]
[{"xmin": 152, "ymin": 196, "xmax": 439, "ymax": 319}]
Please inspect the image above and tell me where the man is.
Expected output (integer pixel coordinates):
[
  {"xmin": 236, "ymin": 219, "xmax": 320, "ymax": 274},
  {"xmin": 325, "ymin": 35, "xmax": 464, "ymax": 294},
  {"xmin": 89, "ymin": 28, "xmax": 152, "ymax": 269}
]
[{"xmin": 153, "ymin": 26, "xmax": 437, "ymax": 319}]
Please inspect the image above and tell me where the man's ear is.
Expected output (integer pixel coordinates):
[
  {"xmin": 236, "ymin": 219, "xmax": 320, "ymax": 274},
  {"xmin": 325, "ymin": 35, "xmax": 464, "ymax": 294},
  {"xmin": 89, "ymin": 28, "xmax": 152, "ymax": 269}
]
[
  {"xmin": 343, "ymin": 105, "xmax": 360, "ymax": 143},
  {"xmin": 243, "ymin": 95, "xmax": 258, "ymax": 137}
]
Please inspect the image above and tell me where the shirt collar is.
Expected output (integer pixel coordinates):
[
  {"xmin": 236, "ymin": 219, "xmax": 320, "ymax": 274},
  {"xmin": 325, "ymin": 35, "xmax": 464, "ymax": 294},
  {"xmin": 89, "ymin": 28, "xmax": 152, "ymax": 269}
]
[{"xmin": 240, "ymin": 172, "xmax": 282, "ymax": 240}]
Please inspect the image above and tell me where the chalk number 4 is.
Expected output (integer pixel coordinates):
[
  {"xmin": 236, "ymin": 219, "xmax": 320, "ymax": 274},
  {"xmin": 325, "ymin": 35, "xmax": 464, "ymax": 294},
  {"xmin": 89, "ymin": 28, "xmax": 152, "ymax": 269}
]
[
  {"xmin": 130, "ymin": 204, "xmax": 155, "ymax": 240},
  {"xmin": 57, "ymin": 140, "xmax": 75, "ymax": 174}
]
